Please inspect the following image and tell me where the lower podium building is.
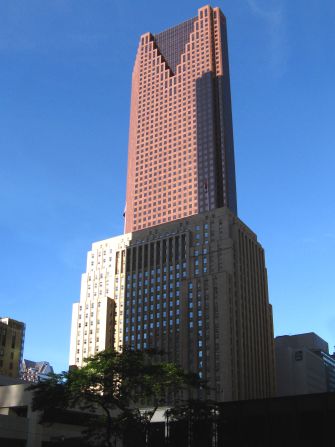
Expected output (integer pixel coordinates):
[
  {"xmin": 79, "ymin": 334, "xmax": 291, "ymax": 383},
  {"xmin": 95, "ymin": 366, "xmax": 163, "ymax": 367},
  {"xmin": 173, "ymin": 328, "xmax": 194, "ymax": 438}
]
[{"xmin": 70, "ymin": 207, "xmax": 275, "ymax": 401}]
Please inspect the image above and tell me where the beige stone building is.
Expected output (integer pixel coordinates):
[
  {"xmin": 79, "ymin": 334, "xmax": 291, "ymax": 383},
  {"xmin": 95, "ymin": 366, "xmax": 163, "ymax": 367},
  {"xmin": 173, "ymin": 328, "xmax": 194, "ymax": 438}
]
[
  {"xmin": 123, "ymin": 207, "xmax": 275, "ymax": 401},
  {"xmin": 70, "ymin": 207, "xmax": 275, "ymax": 401},
  {"xmin": 0, "ymin": 317, "xmax": 25, "ymax": 379},
  {"xmin": 69, "ymin": 234, "xmax": 131, "ymax": 367}
]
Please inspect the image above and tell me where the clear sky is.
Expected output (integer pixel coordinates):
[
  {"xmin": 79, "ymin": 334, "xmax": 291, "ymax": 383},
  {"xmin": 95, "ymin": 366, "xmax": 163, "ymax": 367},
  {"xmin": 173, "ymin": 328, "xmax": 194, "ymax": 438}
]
[{"xmin": 1, "ymin": 0, "xmax": 334, "ymax": 373}]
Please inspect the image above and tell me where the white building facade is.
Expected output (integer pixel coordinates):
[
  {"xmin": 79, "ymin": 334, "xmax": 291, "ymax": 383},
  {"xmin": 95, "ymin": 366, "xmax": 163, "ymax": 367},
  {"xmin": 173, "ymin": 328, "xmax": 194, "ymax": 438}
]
[{"xmin": 69, "ymin": 234, "xmax": 131, "ymax": 367}]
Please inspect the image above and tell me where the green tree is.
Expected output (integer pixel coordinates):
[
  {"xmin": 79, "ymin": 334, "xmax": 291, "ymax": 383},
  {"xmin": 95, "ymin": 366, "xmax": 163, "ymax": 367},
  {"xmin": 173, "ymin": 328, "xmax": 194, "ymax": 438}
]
[{"xmin": 28, "ymin": 348, "xmax": 201, "ymax": 447}]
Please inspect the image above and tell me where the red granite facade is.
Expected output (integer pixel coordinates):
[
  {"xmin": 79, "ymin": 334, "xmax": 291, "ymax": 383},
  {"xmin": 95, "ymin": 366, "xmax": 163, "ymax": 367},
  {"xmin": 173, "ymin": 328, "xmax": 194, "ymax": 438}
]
[{"xmin": 125, "ymin": 5, "xmax": 237, "ymax": 233}]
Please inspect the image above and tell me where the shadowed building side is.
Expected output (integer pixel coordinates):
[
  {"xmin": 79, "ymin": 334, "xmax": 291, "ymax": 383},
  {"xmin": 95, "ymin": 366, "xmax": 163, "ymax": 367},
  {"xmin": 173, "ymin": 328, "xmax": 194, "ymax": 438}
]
[{"xmin": 123, "ymin": 207, "xmax": 275, "ymax": 401}]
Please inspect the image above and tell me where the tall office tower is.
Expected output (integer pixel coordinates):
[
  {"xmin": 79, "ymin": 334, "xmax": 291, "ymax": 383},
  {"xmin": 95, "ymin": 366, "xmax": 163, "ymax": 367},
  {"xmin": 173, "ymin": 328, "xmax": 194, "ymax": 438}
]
[
  {"xmin": 125, "ymin": 4, "xmax": 237, "ymax": 233},
  {"xmin": 0, "ymin": 317, "xmax": 25, "ymax": 378},
  {"xmin": 70, "ymin": 5, "xmax": 276, "ymax": 401}
]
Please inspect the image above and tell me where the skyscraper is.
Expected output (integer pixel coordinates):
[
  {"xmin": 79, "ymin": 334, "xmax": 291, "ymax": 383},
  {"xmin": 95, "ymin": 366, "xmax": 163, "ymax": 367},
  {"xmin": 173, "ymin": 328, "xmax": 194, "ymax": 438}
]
[
  {"xmin": 125, "ymin": 5, "xmax": 237, "ymax": 233},
  {"xmin": 70, "ymin": 5, "xmax": 276, "ymax": 401}
]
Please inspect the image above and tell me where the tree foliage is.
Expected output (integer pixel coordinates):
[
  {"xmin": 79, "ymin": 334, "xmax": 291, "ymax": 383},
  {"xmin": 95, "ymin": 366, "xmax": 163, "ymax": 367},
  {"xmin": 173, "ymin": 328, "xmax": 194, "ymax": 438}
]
[{"xmin": 28, "ymin": 348, "xmax": 201, "ymax": 447}]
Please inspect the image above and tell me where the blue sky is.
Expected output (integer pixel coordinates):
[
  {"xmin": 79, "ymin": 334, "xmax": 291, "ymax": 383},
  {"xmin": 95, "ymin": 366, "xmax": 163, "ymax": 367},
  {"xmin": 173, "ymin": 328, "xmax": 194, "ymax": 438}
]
[{"xmin": 0, "ymin": 0, "xmax": 334, "ymax": 373}]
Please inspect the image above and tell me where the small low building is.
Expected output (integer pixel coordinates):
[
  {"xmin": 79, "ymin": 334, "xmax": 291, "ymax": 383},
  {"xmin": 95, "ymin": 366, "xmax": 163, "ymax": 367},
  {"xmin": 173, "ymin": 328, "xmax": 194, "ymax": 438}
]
[
  {"xmin": 275, "ymin": 332, "xmax": 335, "ymax": 396},
  {"xmin": 0, "ymin": 383, "xmax": 88, "ymax": 447}
]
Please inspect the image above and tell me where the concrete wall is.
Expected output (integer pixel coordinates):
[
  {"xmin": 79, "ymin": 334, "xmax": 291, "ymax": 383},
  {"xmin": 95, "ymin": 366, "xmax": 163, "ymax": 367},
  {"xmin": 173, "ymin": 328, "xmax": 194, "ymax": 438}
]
[{"xmin": 0, "ymin": 384, "xmax": 85, "ymax": 447}]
